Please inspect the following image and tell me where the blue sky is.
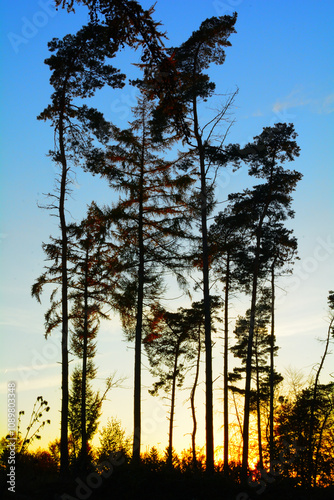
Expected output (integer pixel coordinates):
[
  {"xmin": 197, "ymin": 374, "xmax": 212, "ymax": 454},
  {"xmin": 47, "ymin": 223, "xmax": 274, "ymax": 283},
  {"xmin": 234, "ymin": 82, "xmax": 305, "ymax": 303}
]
[{"xmin": 0, "ymin": 0, "xmax": 333, "ymax": 455}]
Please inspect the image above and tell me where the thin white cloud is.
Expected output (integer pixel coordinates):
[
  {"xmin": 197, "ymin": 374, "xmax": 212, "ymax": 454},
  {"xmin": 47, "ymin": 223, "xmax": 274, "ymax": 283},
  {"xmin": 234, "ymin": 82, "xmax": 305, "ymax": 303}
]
[
  {"xmin": 273, "ymin": 87, "xmax": 312, "ymax": 113},
  {"xmin": 273, "ymin": 88, "xmax": 333, "ymax": 115},
  {"xmin": 0, "ymin": 363, "xmax": 59, "ymax": 374},
  {"xmin": 0, "ymin": 375, "xmax": 60, "ymax": 394},
  {"xmin": 317, "ymin": 93, "xmax": 334, "ymax": 115}
]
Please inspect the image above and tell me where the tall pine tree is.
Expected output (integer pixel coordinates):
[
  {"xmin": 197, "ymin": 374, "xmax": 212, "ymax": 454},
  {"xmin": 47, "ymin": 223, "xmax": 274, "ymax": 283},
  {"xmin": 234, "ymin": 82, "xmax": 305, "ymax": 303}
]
[{"xmin": 85, "ymin": 97, "xmax": 194, "ymax": 463}]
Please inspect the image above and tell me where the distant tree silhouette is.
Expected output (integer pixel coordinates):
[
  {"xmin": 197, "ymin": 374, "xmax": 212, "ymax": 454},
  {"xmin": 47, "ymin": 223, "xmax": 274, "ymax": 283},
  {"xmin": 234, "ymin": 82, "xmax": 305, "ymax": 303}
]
[
  {"xmin": 275, "ymin": 382, "xmax": 334, "ymax": 487},
  {"xmin": 68, "ymin": 366, "xmax": 122, "ymax": 468},
  {"xmin": 144, "ymin": 305, "xmax": 196, "ymax": 468},
  {"xmin": 144, "ymin": 299, "xmax": 220, "ymax": 468},
  {"xmin": 97, "ymin": 417, "xmax": 131, "ymax": 463},
  {"xmin": 68, "ymin": 364, "xmax": 99, "ymax": 462}
]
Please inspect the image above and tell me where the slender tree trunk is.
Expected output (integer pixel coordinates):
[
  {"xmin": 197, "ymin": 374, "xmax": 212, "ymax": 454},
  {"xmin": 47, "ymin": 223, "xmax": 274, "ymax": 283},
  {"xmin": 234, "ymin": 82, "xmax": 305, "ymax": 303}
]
[
  {"xmin": 168, "ymin": 342, "xmax": 180, "ymax": 468},
  {"xmin": 255, "ymin": 335, "xmax": 263, "ymax": 469},
  {"xmin": 242, "ymin": 229, "xmax": 261, "ymax": 480},
  {"xmin": 81, "ymin": 246, "xmax": 89, "ymax": 470},
  {"xmin": 241, "ymin": 166, "xmax": 274, "ymax": 480},
  {"xmin": 132, "ymin": 128, "xmax": 145, "ymax": 465},
  {"xmin": 190, "ymin": 329, "xmax": 201, "ymax": 466},
  {"xmin": 269, "ymin": 263, "xmax": 275, "ymax": 471},
  {"xmin": 59, "ymin": 103, "xmax": 69, "ymax": 477},
  {"xmin": 223, "ymin": 252, "xmax": 230, "ymax": 475},
  {"xmin": 192, "ymin": 89, "xmax": 214, "ymax": 474},
  {"xmin": 201, "ymin": 171, "xmax": 214, "ymax": 473}
]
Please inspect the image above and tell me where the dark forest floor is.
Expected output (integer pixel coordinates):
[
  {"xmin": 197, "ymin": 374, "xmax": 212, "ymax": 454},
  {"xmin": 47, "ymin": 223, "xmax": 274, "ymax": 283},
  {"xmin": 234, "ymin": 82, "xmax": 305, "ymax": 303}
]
[{"xmin": 1, "ymin": 463, "xmax": 334, "ymax": 500}]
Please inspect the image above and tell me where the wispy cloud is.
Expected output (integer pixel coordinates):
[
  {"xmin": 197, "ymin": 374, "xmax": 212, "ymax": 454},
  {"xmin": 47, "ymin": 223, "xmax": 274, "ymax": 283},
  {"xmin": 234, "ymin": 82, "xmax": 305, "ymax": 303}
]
[
  {"xmin": 252, "ymin": 109, "xmax": 264, "ymax": 117},
  {"xmin": 0, "ymin": 363, "xmax": 59, "ymax": 375},
  {"xmin": 317, "ymin": 93, "xmax": 334, "ymax": 115},
  {"xmin": 272, "ymin": 88, "xmax": 334, "ymax": 115},
  {"xmin": 0, "ymin": 375, "xmax": 60, "ymax": 394},
  {"xmin": 273, "ymin": 88, "xmax": 312, "ymax": 113}
]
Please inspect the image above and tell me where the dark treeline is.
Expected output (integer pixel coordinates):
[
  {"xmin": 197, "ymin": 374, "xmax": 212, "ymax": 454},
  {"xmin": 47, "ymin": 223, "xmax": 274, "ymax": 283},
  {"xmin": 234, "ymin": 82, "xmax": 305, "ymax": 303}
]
[{"xmin": 1, "ymin": 1, "xmax": 333, "ymax": 499}]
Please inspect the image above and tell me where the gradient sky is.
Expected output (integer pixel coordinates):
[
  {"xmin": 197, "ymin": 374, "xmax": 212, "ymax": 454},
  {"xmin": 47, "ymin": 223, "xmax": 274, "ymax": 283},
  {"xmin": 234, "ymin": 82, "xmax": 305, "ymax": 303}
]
[{"xmin": 0, "ymin": 0, "xmax": 333, "ymax": 456}]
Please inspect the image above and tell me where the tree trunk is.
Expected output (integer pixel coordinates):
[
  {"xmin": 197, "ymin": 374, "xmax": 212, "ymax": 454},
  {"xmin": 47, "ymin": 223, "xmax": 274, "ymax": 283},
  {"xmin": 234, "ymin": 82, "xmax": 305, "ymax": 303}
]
[
  {"xmin": 132, "ymin": 129, "xmax": 145, "ymax": 465},
  {"xmin": 80, "ymin": 246, "xmax": 89, "ymax": 470},
  {"xmin": 241, "ymin": 229, "xmax": 261, "ymax": 480},
  {"xmin": 192, "ymin": 88, "xmax": 214, "ymax": 474},
  {"xmin": 255, "ymin": 334, "xmax": 263, "ymax": 470},
  {"xmin": 269, "ymin": 263, "xmax": 275, "ymax": 471},
  {"xmin": 241, "ymin": 165, "xmax": 274, "ymax": 480},
  {"xmin": 168, "ymin": 342, "xmax": 180, "ymax": 468},
  {"xmin": 223, "ymin": 252, "xmax": 230, "ymax": 475},
  {"xmin": 190, "ymin": 328, "xmax": 201, "ymax": 466},
  {"xmin": 59, "ymin": 103, "xmax": 69, "ymax": 478}
]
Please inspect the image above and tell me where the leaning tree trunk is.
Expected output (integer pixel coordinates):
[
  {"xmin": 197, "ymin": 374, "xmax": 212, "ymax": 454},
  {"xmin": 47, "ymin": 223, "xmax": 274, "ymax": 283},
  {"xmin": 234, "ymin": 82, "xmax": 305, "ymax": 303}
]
[{"xmin": 167, "ymin": 341, "xmax": 180, "ymax": 468}]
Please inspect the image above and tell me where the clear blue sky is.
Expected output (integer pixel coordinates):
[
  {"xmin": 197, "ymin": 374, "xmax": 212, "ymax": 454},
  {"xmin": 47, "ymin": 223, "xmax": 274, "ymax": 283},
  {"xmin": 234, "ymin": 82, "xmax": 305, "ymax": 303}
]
[{"xmin": 0, "ymin": 0, "xmax": 333, "ymax": 455}]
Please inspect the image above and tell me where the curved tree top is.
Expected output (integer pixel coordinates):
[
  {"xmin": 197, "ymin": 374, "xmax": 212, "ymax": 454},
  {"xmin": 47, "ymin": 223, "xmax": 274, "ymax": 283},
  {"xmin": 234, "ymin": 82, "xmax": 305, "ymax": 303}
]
[
  {"xmin": 171, "ymin": 14, "xmax": 237, "ymax": 80},
  {"xmin": 55, "ymin": 0, "xmax": 166, "ymax": 59},
  {"xmin": 143, "ymin": 13, "xmax": 237, "ymax": 141}
]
